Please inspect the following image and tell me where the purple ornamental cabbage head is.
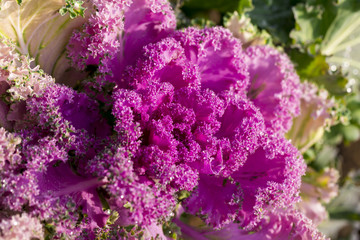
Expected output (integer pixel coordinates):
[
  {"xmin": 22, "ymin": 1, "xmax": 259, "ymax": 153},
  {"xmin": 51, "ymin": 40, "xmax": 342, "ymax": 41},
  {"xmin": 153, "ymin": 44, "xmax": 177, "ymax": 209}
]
[
  {"xmin": 112, "ymin": 26, "xmax": 305, "ymax": 230},
  {"xmin": 0, "ymin": 0, "xmax": 309, "ymax": 237}
]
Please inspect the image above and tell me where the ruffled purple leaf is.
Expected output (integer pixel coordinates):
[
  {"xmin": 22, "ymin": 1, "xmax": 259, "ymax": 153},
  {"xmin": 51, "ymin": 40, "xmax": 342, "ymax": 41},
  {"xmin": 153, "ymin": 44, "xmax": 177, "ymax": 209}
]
[
  {"xmin": 67, "ymin": 0, "xmax": 176, "ymax": 87},
  {"xmin": 245, "ymin": 46, "xmax": 301, "ymax": 133},
  {"xmin": 184, "ymin": 174, "xmax": 243, "ymax": 228},
  {"xmin": 26, "ymin": 84, "xmax": 110, "ymax": 138},
  {"xmin": 183, "ymin": 133, "xmax": 306, "ymax": 229},
  {"xmin": 202, "ymin": 208, "xmax": 329, "ymax": 240},
  {"xmin": 234, "ymin": 134, "xmax": 306, "ymax": 229},
  {"xmin": 174, "ymin": 27, "xmax": 248, "ymax": 94}
]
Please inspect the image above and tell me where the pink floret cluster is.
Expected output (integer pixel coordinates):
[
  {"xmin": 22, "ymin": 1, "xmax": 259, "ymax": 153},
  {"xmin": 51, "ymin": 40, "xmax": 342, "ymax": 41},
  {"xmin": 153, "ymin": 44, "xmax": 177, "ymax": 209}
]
[{"xmin": 0, "ymin": 0, "xmax": 328, "ymax": 239}]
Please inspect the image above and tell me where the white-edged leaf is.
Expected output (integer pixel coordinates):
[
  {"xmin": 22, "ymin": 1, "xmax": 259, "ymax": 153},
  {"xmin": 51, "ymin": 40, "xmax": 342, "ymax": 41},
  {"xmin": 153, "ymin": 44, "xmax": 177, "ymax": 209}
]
[
  {"xmin": 320, "ymin": 0, "xmax": 360, "ymax": 80},
  {"xmin": 0, "ymin": 0, "xmax": 89, "ymax": 80}
]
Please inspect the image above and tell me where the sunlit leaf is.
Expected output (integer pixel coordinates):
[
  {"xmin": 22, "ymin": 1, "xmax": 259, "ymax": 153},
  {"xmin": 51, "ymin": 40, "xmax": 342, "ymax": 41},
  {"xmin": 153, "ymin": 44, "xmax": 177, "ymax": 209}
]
[
  {"xmin": 290, "ymin": 1, "xmax": 337, "ymax": 47},
  {"xmin": 291, "ymin": 0, "xmax": 360, "ymax": 81},
  {"xmin": 321, "ymin": 0, "xmax": 360, "ymax": 55},
  {"xmin": 238, "ymin": 0, "xmax": 253, "ymax": 14}
]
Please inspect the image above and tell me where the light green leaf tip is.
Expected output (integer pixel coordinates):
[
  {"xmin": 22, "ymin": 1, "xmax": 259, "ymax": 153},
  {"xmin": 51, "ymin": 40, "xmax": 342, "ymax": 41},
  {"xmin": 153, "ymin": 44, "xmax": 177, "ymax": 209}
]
[
  {"xmin": 59, "ymin": 0, "xmax": 86, "ymax": 19},
  {"xmin": 238, "ymin": 0, "xmax": 253, "ymax": 14}
]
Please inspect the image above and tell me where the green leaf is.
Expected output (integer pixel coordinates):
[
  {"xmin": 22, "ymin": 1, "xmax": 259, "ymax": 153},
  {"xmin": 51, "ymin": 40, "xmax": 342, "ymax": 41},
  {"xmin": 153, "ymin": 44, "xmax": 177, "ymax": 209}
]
[
  {"xmin": 312, "ymin": 73, "xmax": 348, "ymax": 97},
  {"xmin": 291, "ymin": 4, "xmax": 323, "ymax": 45},
  {"xmin": 351, "ymin": 109, "xmax": 360, "ymax": 126},
  {"xmin": 177, "ymin": 190, "xmax": 191, "ymax": 201},
  {"xmin": 0, "ymin": 0, "xmax": 88, "ymax": 81},
  {"xmin": 16, "ymin": 0, "xmax": 22, "ymax": 5},
  {"xmin": 321, "ymin": 0, "xmax": 360, "ymax": 55},
  {"xmin": 290, "ymin": 1, "xmax": 337, "ymax": 47},
  {"xmin": 289, "ymin": 49, "xmax": 329, "ymax": 79},
  {"xmin": 320, "ymin": 0, "xmax": 360, "ymax": 81},
  {"xmin": 59, "ymin": 7, "xmax": 67, "ymax": 16},
  {"xmin": 303, "ymin": 148, "xmax": 316, "ymax": 163},
  {"xmin": 288, "ymin": 47, "xmax": 349, "ymax": 97},
  {"xmin": 180, "ymin": 0, "xmax": 243, "ymax": 25},
  {"xmin": 248, "ymin": 0, "xmax": 303, "ymax": 44},
  {"xmin": 182, "ymin": 0, "xmax": 240, "ymax": 14},
  {"xmin": 310, "ymin": 144, "xmax": 338, "ymax": 170},
  {"xmin": 44, "ymin": 223, "xmax": 57, "ymax": 240},
  {"xmin": 189, "ymin": 18, "xmax": 216, "ymax": 28},
  {"xmin": 290, "ymin": 0, "xmax": 360, "ymax": 81},
  {"xmin": 69, "ymin": 11, "xmax": 77, "ymax": 19},
  {"xmin": 342, "ymin": 124, "xmax": 360, "ymax": 142},
  {"xmin": 238, "ymin": 0, "xmax": 253, "ymax": 14},
  {"xmin": 59, "ymin": 0, "xmax": 86, "ymax": 19},
  {"xmin": 329, "ymin": 210, "xmax": 360, "ymax": 221}
]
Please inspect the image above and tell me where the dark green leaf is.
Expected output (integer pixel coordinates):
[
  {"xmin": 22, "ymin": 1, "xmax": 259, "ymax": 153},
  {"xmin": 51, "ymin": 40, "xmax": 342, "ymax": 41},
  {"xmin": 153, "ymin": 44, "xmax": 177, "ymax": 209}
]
[
  {"xmin": 248, "ymin": 0, "xmax": 303, "ymax": 44},
  {"xmin": 289, "ymin": 49, "xmax": 329, "ymax": 79},
  {"xmin": 312, "ymin": 73, "xmax": 348, "ymax": 97},
  {"xmin": 182, "ymin": 0, "xmax": 239, "ymax": 13},
  {"xmin": 330, "ymin": 210, "xmax": 360, "ymax": 221}
]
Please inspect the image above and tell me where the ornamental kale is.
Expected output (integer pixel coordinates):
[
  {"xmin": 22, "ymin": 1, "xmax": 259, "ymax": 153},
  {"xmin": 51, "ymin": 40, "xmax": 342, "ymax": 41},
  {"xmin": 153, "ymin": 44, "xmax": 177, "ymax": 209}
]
[{"xmin": 0, "ymin": 0, "xmax": 331, "ymax": 239}]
